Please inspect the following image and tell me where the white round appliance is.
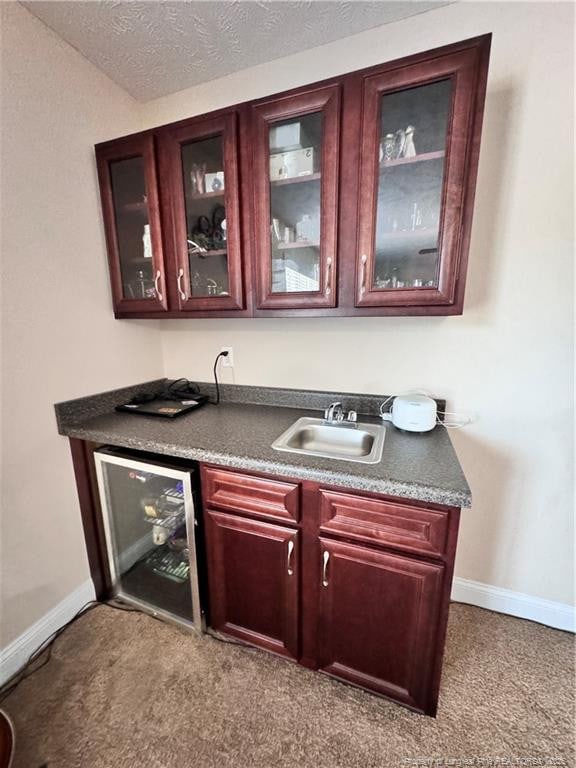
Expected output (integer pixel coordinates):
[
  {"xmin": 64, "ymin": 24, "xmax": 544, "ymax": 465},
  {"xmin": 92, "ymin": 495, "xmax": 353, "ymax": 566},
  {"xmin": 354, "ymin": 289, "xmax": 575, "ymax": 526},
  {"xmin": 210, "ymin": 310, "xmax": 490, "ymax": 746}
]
[{"xmin": 390, "ymin": 394, "xmax": 437, "ymax": 433}]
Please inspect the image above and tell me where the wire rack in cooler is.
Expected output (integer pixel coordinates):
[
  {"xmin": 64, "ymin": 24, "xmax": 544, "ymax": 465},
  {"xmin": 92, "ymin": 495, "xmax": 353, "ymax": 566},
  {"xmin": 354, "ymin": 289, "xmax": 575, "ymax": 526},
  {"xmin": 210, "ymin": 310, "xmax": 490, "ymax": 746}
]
[{"xmin": 143, "ymin": 547, "xmax": 190, "ymax": 583}]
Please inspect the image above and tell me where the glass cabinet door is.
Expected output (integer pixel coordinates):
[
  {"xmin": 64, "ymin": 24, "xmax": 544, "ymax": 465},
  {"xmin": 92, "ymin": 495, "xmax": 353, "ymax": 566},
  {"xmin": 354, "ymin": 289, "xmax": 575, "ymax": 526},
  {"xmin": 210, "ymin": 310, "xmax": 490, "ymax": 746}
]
[
  {"xmin": 251, "ymin": 86, "xmax": 340, "ymax": 309},
  {"xmin": 356, "ymin": 47, "xmax": 484, "ymax": 308},
  {"xmin": 163, "ymin": 113, "xmax": 244, "ymax": 311},
  {"xmin": 95, "ymin": 451, "xmax": 203, "ymax": 631},
  {"xmin": 96, "ymin": 135, "xmax": 167, "ymax": 314}
]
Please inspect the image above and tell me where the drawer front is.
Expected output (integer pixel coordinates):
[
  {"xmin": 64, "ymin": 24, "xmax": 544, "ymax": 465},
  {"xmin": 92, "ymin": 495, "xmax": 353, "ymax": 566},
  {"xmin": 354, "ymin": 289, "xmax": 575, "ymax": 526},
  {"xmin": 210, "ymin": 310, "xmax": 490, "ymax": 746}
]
[
  {"xmin": 319, "ymin": 489, "xmax": 448, "ymax": 558},
  {"xmin": 202, "ymin": 467, "xmax": 300, "ymax": 523}
]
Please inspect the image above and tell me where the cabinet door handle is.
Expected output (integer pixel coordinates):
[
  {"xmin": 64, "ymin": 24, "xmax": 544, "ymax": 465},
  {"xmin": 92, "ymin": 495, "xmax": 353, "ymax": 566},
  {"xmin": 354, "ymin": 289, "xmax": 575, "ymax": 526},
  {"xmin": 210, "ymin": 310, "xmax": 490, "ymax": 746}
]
[
  {"xmin": 360, "ymin": 254, "xmax": 368, "ymax": 295},
  {"xmin": 287, "ymin": 540, "xmax": 295, "ymax": 576},
  {"xmin": 177, "ymin": 268, "xmax": 186, "ymax": 301},
  {"xmin": 154, "ymin": 270, "xmax": 163, "ymax": 302},
  {"xmin": 325, "ymin": 256, "xmax": 333, "ymax": 296},
  {"xmin": 322, "ymin": 549, "xmax": 330, "ymax": 587}
]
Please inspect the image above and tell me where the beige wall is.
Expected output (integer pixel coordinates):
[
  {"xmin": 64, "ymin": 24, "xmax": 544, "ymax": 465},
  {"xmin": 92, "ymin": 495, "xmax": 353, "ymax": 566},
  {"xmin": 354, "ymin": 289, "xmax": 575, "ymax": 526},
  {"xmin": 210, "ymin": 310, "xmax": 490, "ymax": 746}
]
[
  {"xmin": 0, "ymin": 3, "xmax": 162, "ymax": 646},
  {"xmin": 144, "ymin": 2, "xmax": 575, "ymax": 606}
]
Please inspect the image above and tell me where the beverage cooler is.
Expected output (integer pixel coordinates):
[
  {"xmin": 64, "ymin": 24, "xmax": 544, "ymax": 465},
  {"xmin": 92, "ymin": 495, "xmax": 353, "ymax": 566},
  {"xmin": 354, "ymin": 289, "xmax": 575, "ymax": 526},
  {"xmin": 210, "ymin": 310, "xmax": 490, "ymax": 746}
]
[{"xmin": 94, "ymin": 448, "xmax": 204, "ymax": 631}]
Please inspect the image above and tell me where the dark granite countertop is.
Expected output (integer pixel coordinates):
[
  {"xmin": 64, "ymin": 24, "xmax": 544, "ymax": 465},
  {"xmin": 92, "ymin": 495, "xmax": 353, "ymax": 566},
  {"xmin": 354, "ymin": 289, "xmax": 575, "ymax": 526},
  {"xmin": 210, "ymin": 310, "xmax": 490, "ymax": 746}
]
[{"xmin": 55, "ymin": 380, "xmax": 471, "ymax": 508}]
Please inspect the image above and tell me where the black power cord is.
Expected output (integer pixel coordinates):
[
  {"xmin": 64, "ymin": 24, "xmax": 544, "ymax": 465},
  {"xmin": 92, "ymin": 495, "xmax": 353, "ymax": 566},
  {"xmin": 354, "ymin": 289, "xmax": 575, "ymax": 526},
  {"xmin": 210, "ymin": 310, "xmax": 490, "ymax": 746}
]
[
  {"xmin": 0, "ymin": 597, "xmax": 255, "ymax": 706},
  {"xmin": 162, "ymin": 378, "xmax": 201, "ymax": 401},
  {"xmin": 212, "ymin": 350, "xmax": 229, "ymax": 405},
  {"xmin": 0, "ymin": 600, "xmax": 139, "ymax": 705}
]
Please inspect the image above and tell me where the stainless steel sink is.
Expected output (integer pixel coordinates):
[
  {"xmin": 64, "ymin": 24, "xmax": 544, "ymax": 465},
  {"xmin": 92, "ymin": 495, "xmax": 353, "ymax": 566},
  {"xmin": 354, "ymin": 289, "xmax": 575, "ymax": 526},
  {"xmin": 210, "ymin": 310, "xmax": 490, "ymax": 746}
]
[{"xmin": 272, "ymin": 417, "xmax": 386, "ymax": 464}]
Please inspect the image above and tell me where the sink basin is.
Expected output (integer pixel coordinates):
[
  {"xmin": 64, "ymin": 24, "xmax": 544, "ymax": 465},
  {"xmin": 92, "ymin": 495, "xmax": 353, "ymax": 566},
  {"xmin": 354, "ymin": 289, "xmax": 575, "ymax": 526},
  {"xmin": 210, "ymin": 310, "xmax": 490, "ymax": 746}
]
[{"xmin": 272, "ymin": 417, "xmax": 386, "ymax": 464}]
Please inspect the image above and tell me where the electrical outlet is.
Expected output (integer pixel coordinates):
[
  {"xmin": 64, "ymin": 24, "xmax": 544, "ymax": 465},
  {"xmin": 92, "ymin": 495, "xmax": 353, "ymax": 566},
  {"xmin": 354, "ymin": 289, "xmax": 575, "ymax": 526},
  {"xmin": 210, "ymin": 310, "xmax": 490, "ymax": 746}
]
[{"xmin": 221, "ymin": 347, "xmax": 234, "ymax": 367}]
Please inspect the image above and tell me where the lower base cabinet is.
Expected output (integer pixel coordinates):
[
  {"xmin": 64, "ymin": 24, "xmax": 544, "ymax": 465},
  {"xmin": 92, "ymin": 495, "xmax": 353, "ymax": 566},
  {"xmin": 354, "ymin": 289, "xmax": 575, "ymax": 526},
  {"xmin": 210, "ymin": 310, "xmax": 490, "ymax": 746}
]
[
  {"xmin": 205, "ymin": 509, "xmax": 299, "ymax": 660},
  {"xmin": 317, "ymin": 538, "xmax": 444, "ymax": 713},
  {"xmin": 201, "ymin": 465, "xmax": 458, "ymax": 716}
]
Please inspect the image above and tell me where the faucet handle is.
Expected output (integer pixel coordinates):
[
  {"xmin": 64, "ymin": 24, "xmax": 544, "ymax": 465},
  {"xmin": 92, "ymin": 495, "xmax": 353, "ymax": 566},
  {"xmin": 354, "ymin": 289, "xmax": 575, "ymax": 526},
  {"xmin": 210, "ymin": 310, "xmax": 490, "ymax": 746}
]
[
  {"xmin": 347, "ymin": 410, "xmax": 357, "ymax": 423},
  {"xmin": 324, "ymin": 402, "xmax": 343, "ymax": 422}
]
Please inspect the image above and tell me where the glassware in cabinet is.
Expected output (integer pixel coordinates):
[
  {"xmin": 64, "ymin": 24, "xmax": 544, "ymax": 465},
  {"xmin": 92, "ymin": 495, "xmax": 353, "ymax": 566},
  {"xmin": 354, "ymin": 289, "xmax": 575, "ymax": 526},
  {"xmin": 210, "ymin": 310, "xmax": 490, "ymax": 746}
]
[
  {"xmin": 355, "ymin": 38, "xmax": 491, "ymax": 310},
  {"xmin": 373, "ymin": 80, "xmax": 452, "ymax": 292},
  {"xmin": 162, "ymin": 112, "xmax": 244, "ymax": 312},
  {"xmin": 251, "ymin": 85, "xmax": 340, "ymax": 309},
  {"xmin": 96, "ymin": 135, "xmax": 167, "ymax": 315}
]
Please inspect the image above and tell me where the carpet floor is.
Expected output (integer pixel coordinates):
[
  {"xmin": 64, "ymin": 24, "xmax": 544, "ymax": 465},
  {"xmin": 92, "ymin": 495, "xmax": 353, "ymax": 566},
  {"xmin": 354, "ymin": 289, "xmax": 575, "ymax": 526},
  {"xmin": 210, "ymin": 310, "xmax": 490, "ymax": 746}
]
[{"xmin": 3, "ymin": 603, "xmax": 574, "ymax": 768}]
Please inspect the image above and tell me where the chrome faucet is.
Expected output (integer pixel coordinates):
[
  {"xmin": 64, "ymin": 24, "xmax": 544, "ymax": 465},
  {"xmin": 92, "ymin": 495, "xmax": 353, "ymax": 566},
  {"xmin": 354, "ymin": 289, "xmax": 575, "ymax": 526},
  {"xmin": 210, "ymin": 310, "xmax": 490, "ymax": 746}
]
[
  {"xmin": 324, "ymin": 402, "xmax": 344, "ymax": 423},
  {"xmin": 324, "ymin": 403, "xmax": 358, "ymax": 426}
]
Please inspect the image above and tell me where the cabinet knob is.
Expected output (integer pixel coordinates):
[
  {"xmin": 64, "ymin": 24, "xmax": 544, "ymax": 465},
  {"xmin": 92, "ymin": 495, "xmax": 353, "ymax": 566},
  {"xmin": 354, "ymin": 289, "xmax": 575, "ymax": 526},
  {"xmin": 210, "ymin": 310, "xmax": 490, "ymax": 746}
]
[
  {"xmin": 177, "ymin": 268, "xmax": 187, "ymax": 301},
  {"xmin": 287, "ymin": 539, "xmax": 295, "ymax": 576},
  {"xmin": 154, "ymin": 270, "xmax": 163, "ymax": 302},
  {"xmin": 322, "ymin": 549, "xmax": 330, "ymax": 587}
]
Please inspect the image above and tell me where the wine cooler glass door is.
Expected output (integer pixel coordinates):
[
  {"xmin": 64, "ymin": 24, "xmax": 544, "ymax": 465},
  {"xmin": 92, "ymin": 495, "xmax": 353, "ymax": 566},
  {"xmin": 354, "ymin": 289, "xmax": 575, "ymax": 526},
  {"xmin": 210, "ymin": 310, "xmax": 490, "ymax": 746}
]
[{"xmin": 95, "ymin": 452, "xmax": 203, "ymax": 631}]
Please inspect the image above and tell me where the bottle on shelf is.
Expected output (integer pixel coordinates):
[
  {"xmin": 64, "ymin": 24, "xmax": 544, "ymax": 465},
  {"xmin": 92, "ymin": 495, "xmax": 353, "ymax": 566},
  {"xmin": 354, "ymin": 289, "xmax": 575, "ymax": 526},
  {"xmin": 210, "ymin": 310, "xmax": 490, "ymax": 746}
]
[
  {"xmin": 142, "ymin": 224, "xmax": 152, "ymax": 259},
  {"xmin": 403, "ymin": 126, "xmax": 416, "ymax": 158}
]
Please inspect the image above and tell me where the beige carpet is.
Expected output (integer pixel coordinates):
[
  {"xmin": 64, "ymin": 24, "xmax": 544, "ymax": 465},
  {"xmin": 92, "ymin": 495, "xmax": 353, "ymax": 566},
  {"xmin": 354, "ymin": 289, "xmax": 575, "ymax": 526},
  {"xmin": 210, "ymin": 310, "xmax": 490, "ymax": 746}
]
[{"xmin": 3, "ymin": 603, "xmax": 574, "ymax": 768}]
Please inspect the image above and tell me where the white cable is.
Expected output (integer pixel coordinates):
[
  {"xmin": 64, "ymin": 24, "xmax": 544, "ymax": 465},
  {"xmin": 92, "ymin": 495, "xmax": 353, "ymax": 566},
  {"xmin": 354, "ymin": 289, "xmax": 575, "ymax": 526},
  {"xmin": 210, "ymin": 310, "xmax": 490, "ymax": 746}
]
[
  {"xmin": 378, "ymin": 395, "xmax": 394, "ymax": 419},
  {"xmin": 436, "ymin": 411, "xmax": 474, "ymax": 429},
  {"xmin": 379, "ymin": 394, "xmax": 475, "ymax": 430}
]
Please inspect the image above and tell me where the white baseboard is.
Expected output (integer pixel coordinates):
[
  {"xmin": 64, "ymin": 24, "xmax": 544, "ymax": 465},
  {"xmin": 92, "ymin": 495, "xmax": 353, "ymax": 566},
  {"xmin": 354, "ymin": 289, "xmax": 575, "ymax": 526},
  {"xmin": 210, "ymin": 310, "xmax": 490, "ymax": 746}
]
[
  {"xmin": 1, "ymin": 575, "xmax": 572, "ymax": 689},
  {"xmin": 452, "ymin": 577, "xmax": 575, "ymax": 633},
  {"xmin": 0, "ymin": 579, "xmax": 95, "ymax": 687}
]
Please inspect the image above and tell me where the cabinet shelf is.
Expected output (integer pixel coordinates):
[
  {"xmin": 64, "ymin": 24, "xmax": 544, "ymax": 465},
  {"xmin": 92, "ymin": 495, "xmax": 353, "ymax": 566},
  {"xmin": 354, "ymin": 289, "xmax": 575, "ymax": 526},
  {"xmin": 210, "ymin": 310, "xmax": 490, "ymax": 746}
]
[
  {"xmin": 276, "ymin": 240, "xmax": 319, "ymax": 250},
  {"xmin": 122, "ymin": 201, "xmax": 148, "ymax": 214},
  {"xmin": 271, "ymin": 172, "xmax": 321, "ymax": 187},
  {"xmin": 380, "ymin": 229, "xmax": 437, "ymax": 241},
  {"xmin": 188, "ymin": 190, "xmax": 225, "ymax": 200},
  {"xmin": 380, "ymin": 150, "xmax": 445, "ymax": 169},
  {"xmin": 189, "ymin": 248, "xmax": 228, "ymax": 257},
  {"xmin": 128, "ymin": 257, "xmax": 154, "ymax": 266}
]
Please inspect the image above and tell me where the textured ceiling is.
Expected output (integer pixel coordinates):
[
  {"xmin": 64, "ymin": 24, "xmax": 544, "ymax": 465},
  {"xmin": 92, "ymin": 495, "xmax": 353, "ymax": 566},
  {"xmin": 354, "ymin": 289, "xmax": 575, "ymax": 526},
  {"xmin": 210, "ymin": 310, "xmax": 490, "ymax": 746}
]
[{"xmin": 22, "ymin": 1, "xmax": 450, "ymax": 101}]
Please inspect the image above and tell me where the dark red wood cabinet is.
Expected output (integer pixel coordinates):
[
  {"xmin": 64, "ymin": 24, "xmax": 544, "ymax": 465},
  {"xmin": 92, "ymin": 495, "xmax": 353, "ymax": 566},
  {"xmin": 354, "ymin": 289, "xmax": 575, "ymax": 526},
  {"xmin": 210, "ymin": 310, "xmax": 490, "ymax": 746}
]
[
  {"xmin": 158, "ymin": 110, "xmax": 246, "ymax": 313},
  {"xmin": 95, "ymin": 35, "xmax": 490, "ymax": 318},
  {"xmin": 353, "ymin": 41, "xmax": 490, "ymax": 311},
  {"xmin": 204, "ymin": 510, "xmax": 299, "ymax": 659},
  {"xmin": 317, "ymin": 538, "xmax": 444, "ymax": 712},
  {"xmin": 201, "ymin": 465, "xmax": 460, "ymax": 716},
  {"xmin": 95, "ymin": 134, "xmax": 168, "ymax": 315},
  {"xmin": 250, "ymin": 84, "xmax": 340, "ymax": 310}
]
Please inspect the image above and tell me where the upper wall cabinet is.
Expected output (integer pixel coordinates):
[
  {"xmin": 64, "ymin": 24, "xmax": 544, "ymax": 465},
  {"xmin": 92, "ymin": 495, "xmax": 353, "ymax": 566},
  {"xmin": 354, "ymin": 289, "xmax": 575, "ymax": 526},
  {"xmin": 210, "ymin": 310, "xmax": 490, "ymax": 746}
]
[
  {"xmin": 250, "ymin": 85, "xmax": 340, "ymax": 310},
  {"xmin": 96, "ymin": 135, "xmax": 168, "ymax": 314},
  {"xmin": 354, "ymin": 41, "xmax": 490, "ymax": 311},
  {"xmin": 95, "ymin": 35, "xmax": 490, "ymax": 319},
  {"xmin": 160, "ymin": 111, "xmax": 246, "ymax": 312}
]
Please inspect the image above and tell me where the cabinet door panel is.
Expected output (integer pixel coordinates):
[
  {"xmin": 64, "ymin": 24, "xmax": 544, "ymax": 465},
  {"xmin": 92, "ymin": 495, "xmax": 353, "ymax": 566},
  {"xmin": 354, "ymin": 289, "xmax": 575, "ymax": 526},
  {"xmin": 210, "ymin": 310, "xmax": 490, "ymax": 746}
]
[
  {"xmin": 96, "ymin": 135, "xmax": 168, "ymax": 315},
  {"xmin": 317, "ymin": 538, "xmax": 444, "ymax": 713},
  {"xmin": 202, "ymin": 467, "xmax": 300, "ymax": 524},
  {"xmin": 355, "ymin": 39, "xmax": 490, "ymax": 309},
  {"xmin": 251, "ymin": 85, "xmax": 340, "ymax": 309},
  {"xmin": 162, "ymin": 112, "xmax": 245, "ymax": 311},
  {"xmin": 319, "ymin": 489, "xmax": 449, "ymax": 558},
  {"xmin": 205, "ymin": 510, "xmax": 299, "ymax": 659}
]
